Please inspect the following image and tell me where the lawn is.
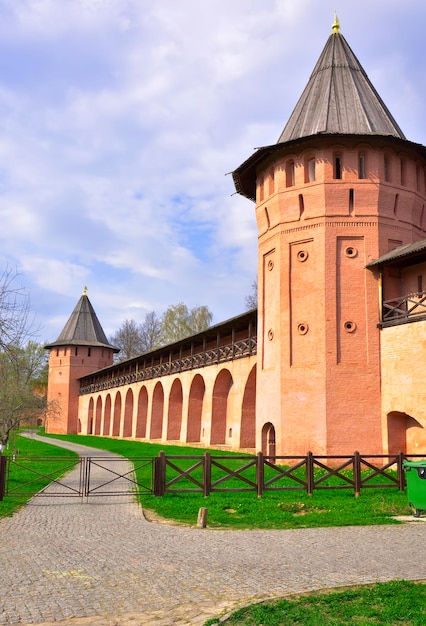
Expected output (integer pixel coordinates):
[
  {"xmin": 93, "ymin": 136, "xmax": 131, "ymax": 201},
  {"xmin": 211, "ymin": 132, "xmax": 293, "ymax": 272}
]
[
  {"xmin": 37, "ymin": 432, "xmax": 413, "ymax": 529},
  {"xmin": 2, "ymin": 433, "xmax": 422, "ymax": 626},
  {"xmin": 205, "ymin": 580, "xmax": 426, "ymax": 625},
  {"xmin": 0, "ymin": 433, "xmax": 78, "ymax": 518}
]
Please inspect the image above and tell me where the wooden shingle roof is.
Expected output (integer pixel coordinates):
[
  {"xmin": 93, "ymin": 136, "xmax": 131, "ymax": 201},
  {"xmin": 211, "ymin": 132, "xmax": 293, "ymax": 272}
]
[
  {"xmin": 46, "ymin": 290, "xmax": 118, "ymax": 351},
  {"xmin": 278, "ymin": 25, "xmax": 405, "ymax": 143},
  {"xmin": 232, "ymin": 18, "xmax": 411, "ymax": 201}
]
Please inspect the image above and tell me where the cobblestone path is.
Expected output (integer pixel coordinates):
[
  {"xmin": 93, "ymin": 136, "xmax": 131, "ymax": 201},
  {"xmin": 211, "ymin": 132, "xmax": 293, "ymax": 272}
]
[{"xmin": 0, "ymin": 436, "xmax": 425, "ymax": 625}]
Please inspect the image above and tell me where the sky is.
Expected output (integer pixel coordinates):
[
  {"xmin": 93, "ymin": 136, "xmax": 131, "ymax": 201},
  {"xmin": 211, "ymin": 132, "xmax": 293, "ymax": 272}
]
[{"xmin": 1, "ymin": 0, "xmax": 426, "ymax": 343}]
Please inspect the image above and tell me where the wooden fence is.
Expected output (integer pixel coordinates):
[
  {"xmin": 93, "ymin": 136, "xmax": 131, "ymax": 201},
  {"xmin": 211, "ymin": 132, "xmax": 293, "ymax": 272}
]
[{"xmin": 153, "ymin": 451, "xmax": 425, "ymax": 497}]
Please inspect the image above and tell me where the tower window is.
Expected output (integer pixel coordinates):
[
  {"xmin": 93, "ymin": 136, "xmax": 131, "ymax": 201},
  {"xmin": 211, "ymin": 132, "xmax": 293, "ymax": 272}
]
[
  {"xmin": 299, "ymin": 194, "xmax": 304, "ymax": 218},
  {"xmin": 269, "ymin": 167, "xmax": 275, "ymax": 195},
  {"xmin": 393, "ymin": 193, "xmax": 399, "ymax": 217},
  {"xmin": 264, "ymin": 206, "xmax": 270, "ymax": 229},
  {"xmin": 286, "ymin": 160, "xmax": 295, "ymax": 187},
  {"xmin": 384, "ymin": 154, "xmax": 390, "ymax": 182},
  {"xmin": 306, "ymin": 157, "xmax": 315, "ymax": 183},
  {"xmin": 75, "ymin": 347, "xmax": 78, "ymax": 356},
  {"xmin": 400, "ymin": 158, "xmax": 407, "ymax": 186},
  {"xmin": 258, "ymin": 175, "xmax": 264, "ymax": 201},
  {"xmin": 334, "ymin": 155, "xmax": 342, "ymax": 179},
  {"xmin": 88, "ymin": 347, "xmax": 92, "ymax": 357},
  {"xmin": 358, "ymin": 154, "xmax": 366, "ymax": 179}
]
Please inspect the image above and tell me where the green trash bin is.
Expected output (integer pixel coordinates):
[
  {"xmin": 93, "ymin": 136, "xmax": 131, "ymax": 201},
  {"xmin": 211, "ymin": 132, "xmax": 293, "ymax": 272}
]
[{"xmin": 403, "ymin": 459, "xmax": 426, "ymax": 517}]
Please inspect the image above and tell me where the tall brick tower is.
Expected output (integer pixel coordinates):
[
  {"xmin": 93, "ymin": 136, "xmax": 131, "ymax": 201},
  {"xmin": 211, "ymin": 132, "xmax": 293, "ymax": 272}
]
[
  {"xmin": 233, "ymin": 16, "xmax": 426, "ymax": 455},
  {"xmin": 45, "ymin": 288, "xmax": 118, "ymax": 434}
]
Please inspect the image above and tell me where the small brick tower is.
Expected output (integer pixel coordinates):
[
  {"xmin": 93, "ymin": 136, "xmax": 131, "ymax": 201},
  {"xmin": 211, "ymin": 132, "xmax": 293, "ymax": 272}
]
[
  {"xmin": 233, "ymin": 16, "xmax": 426, "ymax": 455},
  {"xmin": 45, "ymin": 288, "xmax": 118, "ymax": 434}
]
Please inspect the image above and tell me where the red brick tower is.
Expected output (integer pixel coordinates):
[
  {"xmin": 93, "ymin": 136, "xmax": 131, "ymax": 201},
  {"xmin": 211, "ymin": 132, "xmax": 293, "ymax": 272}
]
[
  {"xmin": 45, "ymin": 288, "xmax": 118, "ymax": 434},
  {"xmin": 233, "ymin": 17, "xmax": 426, "ymax": 455}
]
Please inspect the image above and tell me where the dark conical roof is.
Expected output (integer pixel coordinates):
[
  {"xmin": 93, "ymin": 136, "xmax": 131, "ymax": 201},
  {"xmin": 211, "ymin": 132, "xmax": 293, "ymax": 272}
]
[
  {"xmin": 278, "ymin": 23, "xmax": 405, "ymax": 142},
  {"xmin": 46, "ymin": 290, "xmax": 118, "ymax": 351},
  {"xmin": 232, "ymin": 18, "xmax": 413, "ymax": 201}
]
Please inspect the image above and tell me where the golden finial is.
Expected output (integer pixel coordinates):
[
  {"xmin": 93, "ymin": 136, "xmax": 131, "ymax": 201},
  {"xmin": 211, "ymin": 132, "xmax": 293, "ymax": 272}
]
[
  {"xmin": 83, "ymin": 286, "xmax": 88, "ymax": 296},
  {"xmin": 332, "ymin": 12, "xmax": 340, "ymax": 34}
]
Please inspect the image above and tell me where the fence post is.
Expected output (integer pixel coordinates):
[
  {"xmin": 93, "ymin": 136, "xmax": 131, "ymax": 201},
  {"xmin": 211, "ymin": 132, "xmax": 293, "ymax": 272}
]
[
  {"xmin": 256, "ymin": 451, "xmax": 264, "ymax": 497},
  {"xmin": 0, "ymin": 455, "xmax": 6, "ymax": 502},
  {"xmin": 306, "ymin": 452, "xmax": 314, "ymax": 495},
  {"xmin": 204, "ymin": 451, "xmax": 211, "ymax": 497},
  {"xmin": 354, "ymin": 451, "xmax": 361, "ymax": 497},
  {"xmin": 154, "ymin": 451, "xmax": 166, "ymax": 496},
  {"xmin": 397, "ymin": 451, "xmax": 405, "ymax": 491}
]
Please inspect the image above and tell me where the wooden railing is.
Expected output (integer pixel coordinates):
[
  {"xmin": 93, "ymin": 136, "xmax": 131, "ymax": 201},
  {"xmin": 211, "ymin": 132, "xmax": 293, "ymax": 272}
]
[
  {"xmin": 80, "ymin": 336, "xmax": 257, "ymax": 395},
  {"xmin": 153, "ymin": 451, "xmax": 424, "ymax": 497},
  {"xmin": 382, "ymin": 291, "xmax": 426, "ymax": 325}
]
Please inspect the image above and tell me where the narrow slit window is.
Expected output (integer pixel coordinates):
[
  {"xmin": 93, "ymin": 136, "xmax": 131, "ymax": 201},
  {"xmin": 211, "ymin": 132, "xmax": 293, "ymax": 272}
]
[
  {"xmin": 349, "ymin": 188, "xmax": 354, "ymax": 215},
  {"xmin": 258, "ymin": 175, "xmax": 264, "ymax": 201},
  {"xmin": 269, "ymin": 168, "xmax": 275, "ymax": 195},
  {"xmin": 264, "ymin": 207, "xmax": 270, "ymax": 229},
  {"xmin": 393, "ymin": 193, "xmax": 399, "ymax": 217},
  {"xmin": 384, "ymin": 155, "xmax": 390, "ymax": 182},
  {"xmin": 334, "ymin": 155, "xmax": 342, "ymax": 179},
  {"xmin": 359, "ymin": 154, "xmax": 366, "ymax": 179},
  {"xmin": 400, "ymin": 158, "xmax": 407, "ymax": 186},
  {"xmin": 299, "ymin": 194, "xmax": 304, "ymax": 218}
]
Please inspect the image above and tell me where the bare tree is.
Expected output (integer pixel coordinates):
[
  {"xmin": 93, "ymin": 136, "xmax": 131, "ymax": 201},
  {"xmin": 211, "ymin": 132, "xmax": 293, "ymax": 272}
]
[
  {"xmin": 111, "ymin": 304, "xmax": 213, "ymax": 362},
  {"xmin": 0, "ymin": 267, "xmax": 37, "ymax": 352},
  {"xmin": 140, "ymin": 310, "xmax": 162, "ymax": 352},
  {"xmin": 0, "ymin": 342, "xmax": 48, "ymax": 450},
  {"xmin": 245, "ymin": 279, "xmax": 258, "ymax": 310},
  {"xmin": 109, "ymin": 319, "xmax": 144, "ymax": 361}
]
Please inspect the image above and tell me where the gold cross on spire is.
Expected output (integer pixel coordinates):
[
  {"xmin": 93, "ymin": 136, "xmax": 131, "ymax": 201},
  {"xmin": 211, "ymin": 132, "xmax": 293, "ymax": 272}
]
[{"xmin": 332, "ymin": 12, "xmax": 340, "ymax": 34}]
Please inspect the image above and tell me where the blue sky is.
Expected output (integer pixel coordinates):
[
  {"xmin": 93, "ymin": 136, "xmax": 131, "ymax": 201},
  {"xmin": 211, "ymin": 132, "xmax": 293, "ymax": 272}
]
[{"xmin": 1, "ymin": 0, "xmax": 426, "ymax": 342}]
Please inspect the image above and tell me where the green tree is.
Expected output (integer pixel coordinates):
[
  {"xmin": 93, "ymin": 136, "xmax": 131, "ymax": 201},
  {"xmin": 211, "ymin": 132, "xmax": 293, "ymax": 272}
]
[
  {"xmin": 111, "ymin": 304, "xmax": 212, "ymax": 362},
  {"xmin": 0, "ymin": 269, "xmax": 48, "ymax": 449},
  {"xmin": 160, "ymin": 303, "xmax": 213, "ymax": 345}
]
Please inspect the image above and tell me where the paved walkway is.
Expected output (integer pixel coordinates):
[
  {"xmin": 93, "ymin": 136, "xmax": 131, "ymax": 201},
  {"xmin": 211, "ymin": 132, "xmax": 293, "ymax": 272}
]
[{"xmin": 0, "ymin": 436, "xmax": 425, "ymax": 626}]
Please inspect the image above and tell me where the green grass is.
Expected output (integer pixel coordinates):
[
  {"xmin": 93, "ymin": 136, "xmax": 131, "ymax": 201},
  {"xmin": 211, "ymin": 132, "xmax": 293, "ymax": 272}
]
[
  {"xmin": 205, "ymin": 580, "xmax": 426, "ymax": 625},
  {"xmin": 39, "ymin": 433, "xmax": 412, "ymax": 528},
  {"xmin": 0, "ymin": 432, "xmax": 78, "ymax": 518}
]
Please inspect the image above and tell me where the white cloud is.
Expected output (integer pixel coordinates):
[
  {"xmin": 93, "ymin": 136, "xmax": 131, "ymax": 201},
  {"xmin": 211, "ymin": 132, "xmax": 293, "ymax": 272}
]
[{"xmin": 1, "ymin": 0, "xmax": 426, "ymax": 339}]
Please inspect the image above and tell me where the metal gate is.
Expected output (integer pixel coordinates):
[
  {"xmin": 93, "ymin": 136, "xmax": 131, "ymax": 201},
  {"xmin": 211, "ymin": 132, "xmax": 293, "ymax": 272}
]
[{"xmin": 0, "ymin": 455, "xmax": 155, "ymax": 501}]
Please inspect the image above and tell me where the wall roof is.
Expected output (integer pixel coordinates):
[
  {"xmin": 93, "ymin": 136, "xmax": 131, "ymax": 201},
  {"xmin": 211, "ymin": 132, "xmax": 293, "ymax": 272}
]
[{"xmin": 367, "ymin": 239, "xmax": 426, "ymax": 269}]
